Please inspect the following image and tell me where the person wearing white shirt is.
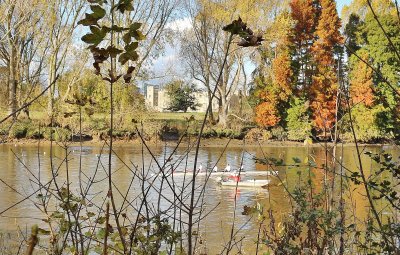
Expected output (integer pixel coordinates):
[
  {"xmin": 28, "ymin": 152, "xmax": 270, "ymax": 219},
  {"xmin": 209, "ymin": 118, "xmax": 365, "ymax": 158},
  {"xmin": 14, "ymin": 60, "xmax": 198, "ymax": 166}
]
[{"xmin": 224, "ymin": 164, "xmax": 231, "ymax": 172}]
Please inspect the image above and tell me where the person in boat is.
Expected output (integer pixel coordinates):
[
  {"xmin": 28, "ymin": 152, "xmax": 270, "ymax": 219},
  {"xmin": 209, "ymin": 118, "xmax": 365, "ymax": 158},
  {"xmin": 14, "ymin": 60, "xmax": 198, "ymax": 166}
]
[
  {"xmin": 224, "ymin": 164, "xmax": 231, "ymax": 172},
  {"xmin": 198, "ymin": 163, "xmax": 203, "ymax": 173},
  {"xmin": 228, "ymin": 171, "xmax": 241, "ymax": 182}
]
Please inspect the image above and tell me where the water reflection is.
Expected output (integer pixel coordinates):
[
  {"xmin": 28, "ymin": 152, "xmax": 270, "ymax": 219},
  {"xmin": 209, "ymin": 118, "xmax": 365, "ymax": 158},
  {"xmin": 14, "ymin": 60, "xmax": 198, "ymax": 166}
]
[{"xmin": 0, "ymin": 143, "xmax": 397, "ymax": 253}]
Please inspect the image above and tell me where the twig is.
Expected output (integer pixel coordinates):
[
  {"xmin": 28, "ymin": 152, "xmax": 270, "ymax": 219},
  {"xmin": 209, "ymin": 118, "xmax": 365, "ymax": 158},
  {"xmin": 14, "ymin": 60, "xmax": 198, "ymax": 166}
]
[{"xmin": 25, "ymin": 225, "xmax": 38, "ymax": 255}]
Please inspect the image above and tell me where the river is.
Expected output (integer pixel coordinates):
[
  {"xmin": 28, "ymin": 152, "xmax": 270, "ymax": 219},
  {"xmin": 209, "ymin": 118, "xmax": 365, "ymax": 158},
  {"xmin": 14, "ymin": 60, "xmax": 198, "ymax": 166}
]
[{"xmin": 0, "ymin": 142, "xmax": 397, "ymax": 254}]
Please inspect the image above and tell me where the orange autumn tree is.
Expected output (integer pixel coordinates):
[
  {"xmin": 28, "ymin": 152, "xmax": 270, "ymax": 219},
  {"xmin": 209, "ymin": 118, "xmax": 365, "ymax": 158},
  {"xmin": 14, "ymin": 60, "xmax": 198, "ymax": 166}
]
[
  {"xmin": 349, "ymin": 51, "xmax": 374, "ymax": 106},
  {"xmin": 255, "ymin": 51, "xmax": 293, "ymax": 127},
  {"xmin": 290, "ymin": 0, "xmax": 317, "ymax": 90},
  {"xmin": 310, "ymin": 0, "xmax": 343, "ymax": 134},
  {"xmin": 255, "ymin": 12, "xmax": 293, "ymax": 128}
]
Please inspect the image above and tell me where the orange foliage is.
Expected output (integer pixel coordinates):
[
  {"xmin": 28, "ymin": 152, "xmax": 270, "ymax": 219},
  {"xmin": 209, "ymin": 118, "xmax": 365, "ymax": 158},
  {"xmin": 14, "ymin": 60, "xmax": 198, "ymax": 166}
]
[
  {"xmin": 255, "ymin": 101, "xmax": 281, "ymax": 128},
  {"xmin": 289, "ymin": 0, "xmax": 318, "ymax": 90},
  {"xmin": 255, "ymin": 50, "xmax": 293, "ymax": 128},
  {"xmin": 310, "ymin": 0, "xmax": 343, "ymax": 131},
  {"xmin": 310, "ymin": 71, "xmax": 338, "ymax": 130},
  {"xmin": 290, "ymin": 0, "xmax": 316, "ymax": 46},
  {"xmin": 312, "ymin": 0, "xmax": 343, "ymax": 66},
  {"xmin": 272, "ymin": 52, "xmax": 293, "ymax": 101},
  {"xmin": 350, "ymin": 52, "xmax": 374, "ymax": 107}
]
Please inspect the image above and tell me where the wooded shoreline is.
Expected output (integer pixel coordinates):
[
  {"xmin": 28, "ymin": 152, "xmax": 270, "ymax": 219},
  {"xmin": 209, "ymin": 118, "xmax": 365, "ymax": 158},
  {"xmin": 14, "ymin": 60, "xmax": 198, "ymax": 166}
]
[{"xmin": 2, "ymin": 136, "xmax": 392, "ymax": 149}]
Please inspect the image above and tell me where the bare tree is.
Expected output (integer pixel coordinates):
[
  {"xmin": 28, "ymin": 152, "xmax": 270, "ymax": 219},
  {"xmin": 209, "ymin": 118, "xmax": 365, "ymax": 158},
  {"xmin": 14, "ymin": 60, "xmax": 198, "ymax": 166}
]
[
  {"xmin": 181, "ymin": 2, "xmax": 220, "ymax": 123},
  {"xmin": 43, "ymin": 0, "xmax": 85, "ymax": 117},
  {"xmin": 180, "ymin": 0, "xmax": 266, "ymax": 127},
  {"xmin": 0, "ymin": 0, "xmax": 44, "ymax": 119},
  {"xmin": 126, "ymin": 0, "xmax": 180, "ymax": 79}
]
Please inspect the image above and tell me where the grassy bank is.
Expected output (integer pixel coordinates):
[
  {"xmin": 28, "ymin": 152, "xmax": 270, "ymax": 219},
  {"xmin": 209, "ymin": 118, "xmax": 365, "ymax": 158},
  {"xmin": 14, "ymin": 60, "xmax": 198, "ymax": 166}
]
[
  {"xmin": 0, "ymin": 111, "xmax": 249, "ymax": 143},
  {"xmin": 1, "ymin": 111, "xmax": 395, "ymax": 145}
]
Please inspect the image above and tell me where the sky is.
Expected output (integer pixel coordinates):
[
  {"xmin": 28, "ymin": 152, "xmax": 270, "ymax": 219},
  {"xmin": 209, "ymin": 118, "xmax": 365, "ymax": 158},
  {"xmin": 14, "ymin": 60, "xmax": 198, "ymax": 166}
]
[
  {"xmin": 337, "ymin": 0, "xmax": 352, "ymax": 13},
  {"xmin": 148, "ymin": 0, "xmax": 354, "ymax": 87}
]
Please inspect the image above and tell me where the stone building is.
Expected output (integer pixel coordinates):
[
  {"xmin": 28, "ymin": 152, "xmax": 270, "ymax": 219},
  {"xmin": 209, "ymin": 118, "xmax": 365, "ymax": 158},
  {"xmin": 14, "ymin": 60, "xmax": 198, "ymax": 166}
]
[{"xmin": 144, "ymin": 84, "xmax": 218, "ymax": 113}]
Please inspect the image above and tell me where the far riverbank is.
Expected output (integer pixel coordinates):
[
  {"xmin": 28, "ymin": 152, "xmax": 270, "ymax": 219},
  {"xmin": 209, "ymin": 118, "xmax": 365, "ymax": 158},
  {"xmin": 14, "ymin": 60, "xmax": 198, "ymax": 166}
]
[{"xmin": 1, "ymin": 136, "xmax": 393, "ymax": 149}]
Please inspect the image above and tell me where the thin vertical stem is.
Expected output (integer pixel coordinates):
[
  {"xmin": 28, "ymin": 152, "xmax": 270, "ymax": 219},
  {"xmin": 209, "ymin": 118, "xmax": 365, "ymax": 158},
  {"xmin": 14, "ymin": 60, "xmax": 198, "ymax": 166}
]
[
  {"xmin": 108, "ymin": 1, "xmax": 127, "ymax": 252},
  {"xmin": 187, "ymin": 33, "xmax": 233, "ymax": 254}
]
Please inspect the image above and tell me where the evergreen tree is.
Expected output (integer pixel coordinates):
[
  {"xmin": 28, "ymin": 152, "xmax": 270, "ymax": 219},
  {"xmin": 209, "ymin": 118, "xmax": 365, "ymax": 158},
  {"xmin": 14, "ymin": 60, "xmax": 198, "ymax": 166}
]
[
  {"xmin": 165, "ymin": 80, "xmax": 199, "ymax": 113},
  {"xmin": 286, "ymin": 97, "xmax": 312, "ymax": 141},
  {"xmin": 310, "ymin": 0, "xmax": 343, "ymax": 134},
  {"xmin": 345, "ymin": 4, "xmax": 400, "ymax": 138},
  {"xmin": 290, "ymin": 0, "xmax": 318, "ymax": 90}
]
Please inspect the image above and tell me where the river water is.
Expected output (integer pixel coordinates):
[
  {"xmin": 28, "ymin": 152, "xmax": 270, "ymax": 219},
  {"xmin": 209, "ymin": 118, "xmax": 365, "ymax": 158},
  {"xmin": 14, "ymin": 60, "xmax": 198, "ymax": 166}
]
[{"xmin": 0, "ymin": 142, "xmax": 397, "ymax": 254}]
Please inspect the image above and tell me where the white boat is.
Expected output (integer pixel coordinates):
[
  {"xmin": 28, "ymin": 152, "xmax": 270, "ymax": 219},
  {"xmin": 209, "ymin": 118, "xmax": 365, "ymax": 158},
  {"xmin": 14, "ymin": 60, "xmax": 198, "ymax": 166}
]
[
  {"xmin": 219, "ymin": 179, "xmax": 270, "ymax": 187},
  {"xmin": 170, "ymin": 170, "xmax": 278, "ymax": 177}
]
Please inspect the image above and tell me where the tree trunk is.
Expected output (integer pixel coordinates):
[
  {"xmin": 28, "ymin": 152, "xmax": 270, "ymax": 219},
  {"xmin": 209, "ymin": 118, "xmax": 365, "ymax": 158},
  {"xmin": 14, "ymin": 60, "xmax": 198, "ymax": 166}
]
[
  {"xmin": 47, "ymin": 54, "xmax": 57, "ymax": 117},
  {"xmin": 8, "ymin": 46, "xmax": 18, "ymax": 120},
  {"xmin": 218, "ymin": 94, "xmax": 229, "ymax": 128},
  {"xmin": 207, "ymin": 90, "xmax": 215, "ymax": 124}
]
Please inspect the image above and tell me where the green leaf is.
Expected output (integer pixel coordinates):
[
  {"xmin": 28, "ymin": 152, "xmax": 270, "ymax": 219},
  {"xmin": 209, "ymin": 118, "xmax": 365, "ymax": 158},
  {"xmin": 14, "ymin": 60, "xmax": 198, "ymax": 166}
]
[
  {"xmin": 38, "ymin": 228, "xmax": 51, "ymax": 235},
  {"xmin": 96, "ymin": 216, "xmax": 106, "ymax": 224},
  {"xmin": 94, "ymin": 246, "xmax": 103, "ymax": 254},
  {"xmin": 88, "ymin": 0, "xmax": 104, "ymax": 3},
  {"xmin": 129, "ymin": 22, "xmax": 142, "ymax": 31},
  {"xmin": 87, "ymin": 212, "xmax": 96, "ymax": 218},
  {"xmin": 90, "ymin": 5, "xmax": 106, "ymax": 19},
  {"xmin": 122, "ymin": 32, "xmax": 131, "ymax": 44},
  {"xmin": 114, "ymin": 0, "xmax": 134, "ymax": 13},
  {"xmin": 106, "ymin": 46, "xmax": 123, "ymax": 57},
  {"xmin": 119, "ymin": 51, "xmax": 138, "ymax": 65},
  {"xmin": 111, "ymin": 25, "xmax": 127, "ymax": 32},
  {"xmin": 114, "ymin": 241, "xmax": 124, "ymax": 251},
  {"xmin": 96, "ymin": 228, "xmax": 106, "ymax": 239},
  {"xmin": 122, "ymin": 28, "xmax": 145, "ymax": 44},
  {"xmin": 82, "ymin": 27, "xmax": 107, "ymax": 46},
  {"xmin": 131, "ymin": 30, "xmax": 145, "ymax": 41},
  {"xmin": 51, "ymin": 211, "xmax": 64, "ymax": 219},
  {"xmin": 119, "ymin": 42, "xmax": 139, "ymax": 64},
  {"xmin": 77, "ymin": 5, "xmax": 106, "ymax": 26},
  {"xmin": 78, "ymin": 15, "xmax": 99, "ymax": 26},
  {"xmin": 125, "ymin": 42, "xmax": 138, "ymax": 51}
]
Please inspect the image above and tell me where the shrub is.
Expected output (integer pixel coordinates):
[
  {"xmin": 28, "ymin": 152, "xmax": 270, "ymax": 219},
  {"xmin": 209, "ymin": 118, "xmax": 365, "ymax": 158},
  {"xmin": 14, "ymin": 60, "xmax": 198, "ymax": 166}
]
[
  {"xmin": 270, "ymin": 126, "xmax": 287, "ymax": 141},
  {"xmin": 43, "ymin": 128, "xmax": 71, "ymax": 142},
  {"xmin": 26, "ymin": 124, "xmax": 43, "ymax": 139},
  {"xmin": 245, "ymin": 128, "xmax": 272, "ymax": 141},
  {"xmin": 286, "ymin": 97, "xmax": 312, "ymax": 141},
  {"xmin": 344, "ymin": 104, "xmax": 386, "ymax": 142},
  {"xmin": 213, "ymin": 128, "xmax": 243, "ymax": 139},
  {"xmin": 9, "ymin": 122, "xmax": 29, "ymax": 139},
  {"xmin": 199, "ymin": 127, "xmax": 216, "ymax": 138}
]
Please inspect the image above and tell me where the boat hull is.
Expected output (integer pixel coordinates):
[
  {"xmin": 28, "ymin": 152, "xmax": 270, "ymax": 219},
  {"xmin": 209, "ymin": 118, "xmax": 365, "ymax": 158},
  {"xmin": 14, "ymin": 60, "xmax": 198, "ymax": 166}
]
[
  {"xmin": 170, "ymin": 171, "xmax": 278, "ymax": 177},
  {"xmin": 219, "ymin": 179, "xmax": 270, "ymax": 187}
]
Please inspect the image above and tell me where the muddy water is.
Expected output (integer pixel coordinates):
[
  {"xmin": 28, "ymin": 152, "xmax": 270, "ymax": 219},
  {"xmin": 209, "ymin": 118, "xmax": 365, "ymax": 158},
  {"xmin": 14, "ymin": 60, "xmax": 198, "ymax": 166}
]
[{"xmin": 0, "ymin": 142, "xmax": 397, "ymax": 254}]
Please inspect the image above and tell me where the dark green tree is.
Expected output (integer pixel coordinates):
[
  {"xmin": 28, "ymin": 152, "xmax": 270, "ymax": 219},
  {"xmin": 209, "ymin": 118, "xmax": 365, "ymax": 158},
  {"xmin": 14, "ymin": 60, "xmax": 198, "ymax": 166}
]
[
  {"xmin": 344, "ymin": 13, "xmax": 362, "ymax": 57},
  {"xmin": 358, "ymin": 11, "xmax": 400, "ymax": 135},
  {"xmin": 165, "ymin": 80, "xmax": 199, "ymax": 112},
  {"xmin": 286, "ymin": 97, "xmax": 312, "ymax": 141}
]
